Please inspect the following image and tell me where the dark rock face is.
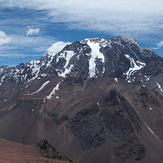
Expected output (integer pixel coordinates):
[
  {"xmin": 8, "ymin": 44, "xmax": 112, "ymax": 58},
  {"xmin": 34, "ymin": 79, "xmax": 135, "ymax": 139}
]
[
  {"xmin": 143, "ymin": 56, "xmax": 163, "ymax": 76},
  {"xmin": 71, "ymin": 104, "xmax": 106, "ymax": 150},
  {"xmin": 72, "ymin": 117, "xmax": 106, "ymax": 150},
  {"xmin": 37, "ymin": 139, "xmax": 73, "ymax": 162},
  {"xmin": 98, "ymin": 89, "xmax": 145, "ymax": 161},
  {"xmin": 113, "ymin": 139, "xmax": 146, "ymax": 161},
  {"xmin": 100, "ymin": 89, "xmax": 141, "ymax": 132},
  {"xmin": 101, "ymin": 110, "xmax": 145, "ymax": 161},
  {"xmin": 70, "ymin": 54, "xmax": 90, "ymax": 77},
  {"xmin": 70, "ymin": 88, "xmax": 145, "ymax": 161}
]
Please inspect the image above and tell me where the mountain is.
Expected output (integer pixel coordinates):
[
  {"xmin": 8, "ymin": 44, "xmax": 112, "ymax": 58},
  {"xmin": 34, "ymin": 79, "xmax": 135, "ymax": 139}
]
[
  {"xmin": 0, "ymin": 36, "xmax": 163, "ymax": 93},
  {"xmin": 0, "ymin": 36, "xmax": 163, "ymax": 163}
]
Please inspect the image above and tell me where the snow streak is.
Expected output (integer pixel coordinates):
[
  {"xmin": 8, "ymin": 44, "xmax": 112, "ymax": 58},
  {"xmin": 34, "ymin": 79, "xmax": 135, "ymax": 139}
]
[
  {"xmin": 46, "ymin": 82, "xmax": 61, "ymax": 99},
  {"xmin": 31, "ymin": 81, "xmax": 50, "ymax": 95},
  {"xmin": 86, "ymin": 39, "xmax": 105, "ymax": 78},
  {"xmin": 156, "ymin": 81, "xmax": 163, "ymax": 93},
  {"xmin": 125, "ymin": 55, "xmax": 146, "ymax": 82}
]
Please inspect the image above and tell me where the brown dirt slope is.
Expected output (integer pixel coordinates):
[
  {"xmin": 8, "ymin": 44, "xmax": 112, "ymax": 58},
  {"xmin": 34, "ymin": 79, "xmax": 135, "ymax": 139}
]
[{"xmin": 0, "ymin": 138, "xmax": 69, "ymax": 163}]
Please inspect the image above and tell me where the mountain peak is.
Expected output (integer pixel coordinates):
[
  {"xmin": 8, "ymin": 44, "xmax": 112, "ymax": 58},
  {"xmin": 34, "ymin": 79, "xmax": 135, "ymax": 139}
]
[{"xmin": 113, "ymin": 36, "xmax": 138, "ymax": 45}]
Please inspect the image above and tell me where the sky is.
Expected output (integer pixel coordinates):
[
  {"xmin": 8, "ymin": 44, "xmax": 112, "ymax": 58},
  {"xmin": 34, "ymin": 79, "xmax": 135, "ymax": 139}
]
[{"xmin": 0, "ymin": 0, "xmax": 163, "ymax": 66}]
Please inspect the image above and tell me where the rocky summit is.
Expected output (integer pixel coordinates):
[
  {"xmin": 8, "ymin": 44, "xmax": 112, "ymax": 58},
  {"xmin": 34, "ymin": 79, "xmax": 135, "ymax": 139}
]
[{"xmin": 0, "ymin": 36, "xmax": 163, "ymax": 163}]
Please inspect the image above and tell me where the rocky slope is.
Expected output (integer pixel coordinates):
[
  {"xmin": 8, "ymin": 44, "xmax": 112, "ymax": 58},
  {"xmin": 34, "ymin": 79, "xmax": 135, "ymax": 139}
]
[
  {"xmin": 0, "ymin": 36, "xmax": 163, "ymax": 163},
  {"xmin": 0, "ymin": 76, "xmax": 163, "ymax": 163}
]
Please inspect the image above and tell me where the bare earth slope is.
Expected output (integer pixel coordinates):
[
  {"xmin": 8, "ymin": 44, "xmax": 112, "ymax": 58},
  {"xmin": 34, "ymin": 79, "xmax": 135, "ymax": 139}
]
[
  {"xmin": 0, "ymin": 138, "xmax": 69, "ymax": 163},
  {"xmin": 0, "ymin": 76, "xmax": 163, "ymax": 163}
]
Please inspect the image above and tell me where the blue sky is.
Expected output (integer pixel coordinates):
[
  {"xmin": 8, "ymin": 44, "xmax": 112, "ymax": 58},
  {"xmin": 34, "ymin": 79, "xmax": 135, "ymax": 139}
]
[{"xmin": 0, "ymin": 0, "xmax": 163, "ymax": 66}]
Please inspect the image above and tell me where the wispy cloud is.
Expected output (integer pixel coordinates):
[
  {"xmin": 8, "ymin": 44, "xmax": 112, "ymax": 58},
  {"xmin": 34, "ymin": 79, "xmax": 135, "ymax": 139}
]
[
  {"xmin": 0, "ymin": 0, "xmax": 163, "ymax": 65},
  {"xmin": 0, "ymin": 31, "xmax": 11, "ymax": 45},
  {"xmin": 0, "ymin": 53, "xmax": 26, "ymax": 57},
  {"xmin": 1, "ymin": 0, "xmax": 163, "ymax": 40},
  {"xmin": 0, "ymin": 34, "xmax": 56, "ymax": 57},
  {"xmin": 26, "ymin": 26, "xmax": 40, "ymax": 36},
  {"xmin": 151, "ymin": 41, "xmax": 163, "ymax": 50},
  {"xmin": 47, "ymin": 41, "xmax": 71, "ymax": 53}
]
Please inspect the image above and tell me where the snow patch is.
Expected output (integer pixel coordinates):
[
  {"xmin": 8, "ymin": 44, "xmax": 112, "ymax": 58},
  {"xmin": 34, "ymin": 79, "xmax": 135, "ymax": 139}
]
[
  {"xmin": 0, "ymin": 75, "xmax": 5, "ymax": 85},
  {"xmin": 156, "ymin": 81, "xmax": 163, "ymax": 93},
  {"xmin": 136, "ymin": 61, "xmax": 146, "ymax": 66},
  {"xmin": 147, "ymin": 126, "xmax": 154, "ymax": 134},
  {"xmin": 144, "ymin": 122, "xmax": 159, "ymax": 140},
  {"xmin": 40, "ymin": 104, "xmax": 44, "ymax": 113},
  {"xmin": 8, "ymin": 104, "xmax": 15, "ymax": 110},
  {"xmin": 25, "ymin": 84, "xmax": 29, "ymax": 88},
  {"xmin": 115, "ymin": 78, "xmax": 118, "ymax": 82},
  {"xmin": 97, "ymin": 102, "xmax": 100, "ymax": 107},
  {"xmin": 59, "ymin": 65, "xmax": 73, "ymax": 78},
  {"xmin": 31, "ymin": 81, "xmax": 50, "ymax": 95},
  {"xmin": 46, "ymin": 82, "xmax": 61, "ymax": 99},
  {"xmin": 57, "ymin": 51, "xmax": 74, "ymax": 77},
  {"xmin": 44, "ymin": 54, "xmax": 54, "ymax": 69},
  {"xmin": 86, "ymin": 39, "xmax": 105, "ymax": 77},
  {"xmin": 25, "ymin": 60, "xmax": 43, "ymax": 82},
  {"xmin": 125, "ymin": 55, "xmax": 146, "ymax": 82}
]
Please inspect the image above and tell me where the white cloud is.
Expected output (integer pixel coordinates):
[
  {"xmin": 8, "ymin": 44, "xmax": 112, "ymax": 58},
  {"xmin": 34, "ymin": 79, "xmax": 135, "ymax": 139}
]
[
  {"xmin": 26, "ymin": 26, "xmax": 40, "ymax": 36},
  {"xmin": 0, "ymin": 34, "xmax": 56, "ymax": 58},
  {"xmin": 0, "ymin": 53, "xmax": 26, "ymax": 57},
  {"xmin": 151, "ymin": 41, "xmax": 163, "ymax": 50},
  {"xmin": 1, "ymin": 0, "xmax": 163, "ymax": 40},
  {"xmin": 47, "ymin": 41, "xmax": 71, "ymax": 53},
  {"xmin": 1, "ymin": 0, "xmax": 163, "ymax": 63},
  {"xmin": 0, "ymin": 31, "xmax": 11, "ymax": 45}
]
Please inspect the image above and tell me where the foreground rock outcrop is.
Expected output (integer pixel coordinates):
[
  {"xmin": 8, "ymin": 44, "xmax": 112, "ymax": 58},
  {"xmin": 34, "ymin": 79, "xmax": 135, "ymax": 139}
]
[
  {"xmin": 37, "ymin": 139, "xmax": 73, "ymax": 163},
  {"xmin": 0, "ymin": 138, "xmax": 70, "ymax": 163}
]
